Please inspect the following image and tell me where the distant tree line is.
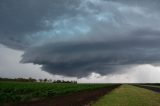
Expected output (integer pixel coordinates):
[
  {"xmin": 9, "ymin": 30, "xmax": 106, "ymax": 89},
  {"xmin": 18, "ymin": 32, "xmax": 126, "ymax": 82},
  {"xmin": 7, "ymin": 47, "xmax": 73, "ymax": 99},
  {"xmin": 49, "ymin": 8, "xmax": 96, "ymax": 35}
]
[
  {"xmin": 0, "ymin": 77, "xmax": 77, "ymax": 84},
  {"xmin": 38, "ymin": 79, "xmax": 77, "ymax": 84},
  {"xmin": 0, "ymin": 77, "xmax": 36, "ymax": 82},
  {"xmin": 38, "ymin": 78, "xmax": 77, "ymax": 84}
]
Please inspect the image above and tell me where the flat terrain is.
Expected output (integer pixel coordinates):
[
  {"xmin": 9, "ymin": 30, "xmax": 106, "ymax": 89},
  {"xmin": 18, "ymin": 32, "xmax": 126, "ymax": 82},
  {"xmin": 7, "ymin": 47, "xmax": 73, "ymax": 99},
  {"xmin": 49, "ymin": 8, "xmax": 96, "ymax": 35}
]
[
  {"xmin": 0, "ymin": 81, "xmax": 119, "ymax": 106},
  {"xmin": 136, "ymin": 84, "xmax": 160, "ymax": 93},
  {"xmin": 14, "ymin": 85, "xmax": 119, "ymax": 106},
  {"xmin": 1, "ymin": 82, "xmax": 160, "ymax": 106},
  {"xmin": 92, "ymin": 85, "xmax": 160, "ymax": 106}
]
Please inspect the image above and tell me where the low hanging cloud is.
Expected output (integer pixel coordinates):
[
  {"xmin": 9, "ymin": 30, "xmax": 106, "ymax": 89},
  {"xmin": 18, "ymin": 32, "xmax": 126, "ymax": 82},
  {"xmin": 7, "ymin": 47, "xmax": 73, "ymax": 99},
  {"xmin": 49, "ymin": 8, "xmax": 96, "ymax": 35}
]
[{"xmin": 1, "ymin": 0, "xmax": 160, "ymax": 77}]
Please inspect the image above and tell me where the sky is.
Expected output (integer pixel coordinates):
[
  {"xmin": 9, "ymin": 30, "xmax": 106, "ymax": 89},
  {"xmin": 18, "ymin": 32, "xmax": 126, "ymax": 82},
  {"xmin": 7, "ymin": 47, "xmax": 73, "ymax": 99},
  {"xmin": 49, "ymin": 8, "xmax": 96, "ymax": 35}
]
[{"xmin": 0, "ymin": 0, "xmax": 160, "ymax": 83}]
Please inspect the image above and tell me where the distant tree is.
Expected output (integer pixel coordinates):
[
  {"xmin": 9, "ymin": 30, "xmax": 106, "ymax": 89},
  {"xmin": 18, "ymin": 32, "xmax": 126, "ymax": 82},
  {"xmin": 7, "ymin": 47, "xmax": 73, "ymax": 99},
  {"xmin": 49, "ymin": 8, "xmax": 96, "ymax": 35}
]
[
  {"xmin": 44, "ymin": 78, "xmax": 48, "ymax": 82},
  {"xmin": 0, "ymin": 77, "xmax": 77, "ymax": 84},
  {"xmin": 48, "ymin": 79, "xmax": 52, "ymax": 83},
  {"xmin": 0, "ymin": 77, "xmax": 37, "ymax": 82},
  {"xmin": 28, "ymin": 77, "xmax": 36, "ymax": 82},
  {"xmin": 39, "ymin": 79, "xmax": 43, "ymax": 82}
]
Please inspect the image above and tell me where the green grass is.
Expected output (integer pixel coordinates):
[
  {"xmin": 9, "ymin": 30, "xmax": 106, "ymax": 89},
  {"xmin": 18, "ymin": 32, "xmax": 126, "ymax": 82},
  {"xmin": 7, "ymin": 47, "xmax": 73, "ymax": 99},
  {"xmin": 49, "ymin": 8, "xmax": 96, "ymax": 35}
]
[
  {"xmin": 0, "ymin": 81, "xmax": 113, "ymax": 103},
  {"xmin": 92, "ymin": 85, "xmax": 160, "ymax": 106},
  {"xmin": 141, "ymin": 84, "xmax": 160, "ymax": 88}
]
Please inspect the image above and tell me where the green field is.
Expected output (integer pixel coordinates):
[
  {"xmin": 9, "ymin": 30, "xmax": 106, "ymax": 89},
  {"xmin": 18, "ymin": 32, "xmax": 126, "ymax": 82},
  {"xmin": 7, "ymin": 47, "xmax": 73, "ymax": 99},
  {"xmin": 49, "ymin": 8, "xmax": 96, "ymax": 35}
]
[
  {"xmin": 1, "ymin": 82, "xmax": 160, "ymax": 106},
  {"xmin": 92, "ymin": 85, "xmax": 160, "ymax": 106},
  {"xmin": 0, "ymin": 81, "xmax": 112, "ymax": 103},
  {"xmin": 140, "ymin": 84, "xmax": 160, "ymax": 88}
]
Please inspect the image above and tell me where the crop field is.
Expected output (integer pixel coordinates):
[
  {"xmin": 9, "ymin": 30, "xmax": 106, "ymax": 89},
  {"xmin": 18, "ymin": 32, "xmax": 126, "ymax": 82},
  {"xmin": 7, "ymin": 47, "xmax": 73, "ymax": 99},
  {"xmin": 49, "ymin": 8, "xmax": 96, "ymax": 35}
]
[
  {"xmin": 0, "ymin": 81, "xmax": 117, "ymax": 105},
  {"xmin": 0, "ymin": 82, "xmax": 160, "ymax": 106}
]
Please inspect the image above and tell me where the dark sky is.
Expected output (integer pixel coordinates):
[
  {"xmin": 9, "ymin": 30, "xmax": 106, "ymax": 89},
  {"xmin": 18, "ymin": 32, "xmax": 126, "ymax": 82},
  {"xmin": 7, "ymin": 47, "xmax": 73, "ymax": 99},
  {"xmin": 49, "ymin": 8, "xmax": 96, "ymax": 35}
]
[{"xmin": 1, "ymin": 0, "xmax": 160, "ymax": 80}]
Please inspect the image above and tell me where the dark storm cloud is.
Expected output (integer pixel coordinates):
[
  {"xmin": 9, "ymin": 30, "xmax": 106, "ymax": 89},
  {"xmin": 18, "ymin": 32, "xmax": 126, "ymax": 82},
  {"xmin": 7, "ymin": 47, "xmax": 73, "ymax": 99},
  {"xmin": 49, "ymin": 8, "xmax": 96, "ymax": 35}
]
[
  {"xmin": 1, "ymin": 0, "xmax": 160, "ymax": 77},
  {"xmin": 21, "ymin": 32, "xmax": 160, "ymax": 77},
  {"xmin": 0, "ymin": 0, "xmax": 80, "ymax": 49}
]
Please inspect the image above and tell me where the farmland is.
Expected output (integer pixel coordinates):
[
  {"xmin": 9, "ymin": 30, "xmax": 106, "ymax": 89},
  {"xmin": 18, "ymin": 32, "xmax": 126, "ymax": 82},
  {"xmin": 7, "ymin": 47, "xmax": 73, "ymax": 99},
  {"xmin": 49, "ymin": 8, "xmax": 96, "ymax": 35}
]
[
  {"xmin": 0, "ymin": 81, "xmax": 118, "ymax": 105},
  {"xmin": 1, "ymin": 82, "xmax": 160, "ymax": 106},
  {"xmin": 135, "ymin": 84, "xmax": 160, "ymax": 93},
  {"xmin": 93, "ymin": 85, "xmax": 160, "ymax": 106}
]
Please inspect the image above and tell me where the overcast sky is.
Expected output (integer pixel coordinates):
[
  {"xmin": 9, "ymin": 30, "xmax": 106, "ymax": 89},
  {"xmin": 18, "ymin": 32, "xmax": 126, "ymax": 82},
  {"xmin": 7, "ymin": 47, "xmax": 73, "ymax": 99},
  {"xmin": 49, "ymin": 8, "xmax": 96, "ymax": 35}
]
[{"xmin": 0, "ymin": 0, "xmax": 160, "ymax": 83}]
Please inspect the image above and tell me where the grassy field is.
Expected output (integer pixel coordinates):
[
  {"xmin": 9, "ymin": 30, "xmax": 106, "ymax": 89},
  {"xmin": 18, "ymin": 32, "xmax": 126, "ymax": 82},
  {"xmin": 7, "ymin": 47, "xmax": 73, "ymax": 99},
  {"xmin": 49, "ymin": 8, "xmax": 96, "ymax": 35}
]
[
  {"xmin": 0, "ymin": 81, "xmax": 113, "ymax": 103},
  {"xmin": 140, "ymin": 84, "xmax": 160, "ymax": 88},
  {"xmin": 92, "ymin": 85, "xmax": 160, "ymax": 106}
]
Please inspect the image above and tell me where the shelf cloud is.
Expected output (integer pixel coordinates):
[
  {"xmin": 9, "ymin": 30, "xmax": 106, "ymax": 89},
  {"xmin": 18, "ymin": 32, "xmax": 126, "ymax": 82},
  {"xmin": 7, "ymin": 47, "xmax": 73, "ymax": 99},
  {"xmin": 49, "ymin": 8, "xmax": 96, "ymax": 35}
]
[{"xmin": 1, "ymin": 0, "xmax": 160, "ymax": 77}]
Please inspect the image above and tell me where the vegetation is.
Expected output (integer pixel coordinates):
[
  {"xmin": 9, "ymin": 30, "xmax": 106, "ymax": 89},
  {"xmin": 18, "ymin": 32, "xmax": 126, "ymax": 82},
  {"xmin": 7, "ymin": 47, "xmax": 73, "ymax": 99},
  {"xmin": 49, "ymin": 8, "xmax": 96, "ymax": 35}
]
[
  {"xmin": 0, "ymin": 77, "xmax": 77, "ymax": 83},
  {"xmin": 140, "ymin": 84, "xmax": 160, "ymax": 88},
  {"xmin": 1, "ymin": 79, "xmax": 159, "ymax": 106},
  {"xmin": 0, "ymin": 81, "xmax": 113, "ymax": 103},
  {"xmin": 141, "ymin": 83, "xmax": 160, "ymax": 86},
  {"xmin": 0, "ymin": 77, "xmax": 36, "ymax": 82},
  {"xmin": 92, "ymin": 85, "xmax": 160, "ymax": 106}
]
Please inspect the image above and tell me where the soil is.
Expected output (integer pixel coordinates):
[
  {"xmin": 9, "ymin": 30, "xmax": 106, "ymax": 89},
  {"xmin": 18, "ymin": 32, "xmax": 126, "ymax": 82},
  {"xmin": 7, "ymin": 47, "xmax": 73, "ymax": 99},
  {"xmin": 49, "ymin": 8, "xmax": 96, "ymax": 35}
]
[{"xmin": 7, "ymin": 85, "xmax": 120, "ymax": 106}]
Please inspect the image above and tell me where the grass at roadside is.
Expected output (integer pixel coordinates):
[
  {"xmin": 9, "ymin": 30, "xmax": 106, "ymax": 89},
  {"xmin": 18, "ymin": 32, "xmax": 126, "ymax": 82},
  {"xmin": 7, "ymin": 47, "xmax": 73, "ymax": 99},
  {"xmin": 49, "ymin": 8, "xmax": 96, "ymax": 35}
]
[{"xmin": 92, "ymin": 85, "xmax": 160, "ymax": 106}]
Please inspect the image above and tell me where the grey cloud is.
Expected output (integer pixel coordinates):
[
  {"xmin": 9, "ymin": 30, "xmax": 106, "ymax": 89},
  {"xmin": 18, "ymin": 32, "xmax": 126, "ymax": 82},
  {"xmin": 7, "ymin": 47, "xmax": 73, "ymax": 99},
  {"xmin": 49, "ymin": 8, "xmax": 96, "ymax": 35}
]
[
  {"xmin": 0, "ymin": 0, "xmax": 80, "ymax": 49},
  {"xmin": 1, "ymin": 0, "xmax": 160, "ymax": 77},
  {"xmin": 21, "ymin": 32, "xmax": 160, "ymax": 77}
]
